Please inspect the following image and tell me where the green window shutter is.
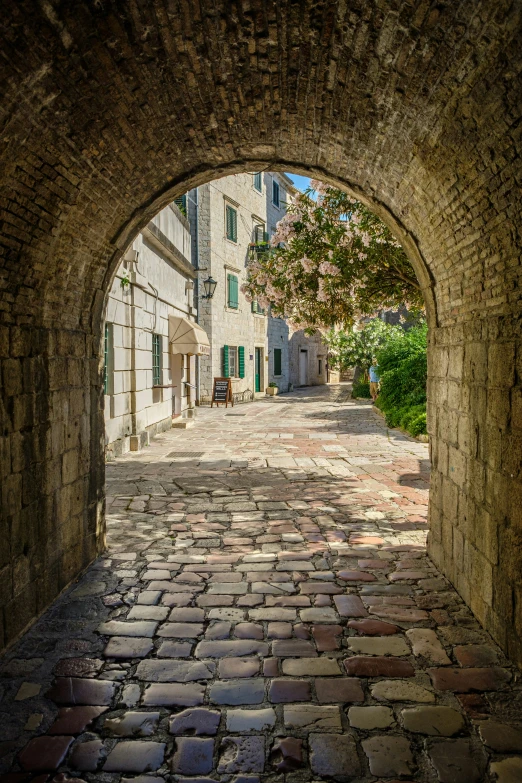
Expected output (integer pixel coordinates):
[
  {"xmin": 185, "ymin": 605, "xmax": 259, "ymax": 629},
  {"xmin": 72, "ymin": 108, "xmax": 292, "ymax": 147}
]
[
  {"xmin": 228, "ymin": 273, "xmax": 239, "ymax": 308},
  {"xmin": 226, "ymin": 205, "xmax": 237, "ymax": 242},
  {"xmin": 238, "ymin": 346, "xmax": 245, "ymax": 378},
  {"xmin": 152, "ymin": 333, "xmax": 161, "ymax": 386},
  {"xmin": 104, "ymin": 323, "xmax": 109, "ymax": 394},
  {"xmin": 274, "ymin": 348, "xmax": 282, "ymax": 376},
  {"xmin": 223, "ymin": 345, "xmax": 230, "ymax": 377},
  {"xmin": 253, "ymin": 173, "xmax": 262, "ymax": 192}
]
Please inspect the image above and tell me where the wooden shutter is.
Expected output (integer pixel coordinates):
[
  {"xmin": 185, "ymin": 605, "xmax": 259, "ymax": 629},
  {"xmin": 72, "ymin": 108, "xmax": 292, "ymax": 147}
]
[
  {"xmin": 152, "ymin": 334, "xmax": 161, "ymax": 386},
  {"xmin": 238, "ymin": 346, "xmax": 245, "ymax": 378},
  {"xmin": 104, "ymin": 323, "xmax": 109, "ymax": 394},
  {"xmin": 226, "ymin": 205, "xmax": 237, "ymax": 242},
  {"xmin": 228, "ymin": 274, "xmax": 238, "ymax": 308},
  {"xmin": 273, "ymin": 180, "xmax": 279, "ymax": 206},
  {"xmin": 254, "ymin": 173, "xmax": 262, "ymax": 191},
  {"xmin": 223, "ymin": 345, "xmax": 229, "ymax": 377},
  {"xmin": 274, "ymin": 348, "xmax": 282, "ymax": 376}
]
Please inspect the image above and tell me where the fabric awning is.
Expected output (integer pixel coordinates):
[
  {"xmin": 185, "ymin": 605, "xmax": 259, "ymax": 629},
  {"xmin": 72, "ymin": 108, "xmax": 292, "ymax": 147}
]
[{"xmin": 168, "ymin": 316, "xmax": 210, "ymax": 356}]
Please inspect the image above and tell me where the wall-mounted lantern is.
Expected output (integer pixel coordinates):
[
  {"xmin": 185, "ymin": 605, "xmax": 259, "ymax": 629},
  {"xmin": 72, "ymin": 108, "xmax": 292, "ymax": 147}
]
[{"xmin": 202, "ymin": 275, "xmax": 217, "ymax": 300}]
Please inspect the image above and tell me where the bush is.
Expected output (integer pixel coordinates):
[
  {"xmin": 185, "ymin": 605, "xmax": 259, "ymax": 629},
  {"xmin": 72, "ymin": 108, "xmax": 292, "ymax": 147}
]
[
  {"xmin": 352, "ymin": 380, "xmax": 371, "ymax": 399},
  {"xmin": 375, "ymin": 324, "xmax": 428, "ymax": 437}
]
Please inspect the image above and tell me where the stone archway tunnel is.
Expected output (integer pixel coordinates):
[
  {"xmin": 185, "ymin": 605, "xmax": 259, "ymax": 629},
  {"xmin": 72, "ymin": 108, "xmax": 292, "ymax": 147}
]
[{"xmin": 0, "ymin": 0, "xmax": 521, "ymax": 681}]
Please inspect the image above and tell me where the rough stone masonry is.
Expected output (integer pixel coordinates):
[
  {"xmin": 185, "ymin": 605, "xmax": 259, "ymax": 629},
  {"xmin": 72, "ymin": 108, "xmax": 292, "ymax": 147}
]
[{"xmin": 0, "ymin": 0, "xmax": 521, "ymax": 679}]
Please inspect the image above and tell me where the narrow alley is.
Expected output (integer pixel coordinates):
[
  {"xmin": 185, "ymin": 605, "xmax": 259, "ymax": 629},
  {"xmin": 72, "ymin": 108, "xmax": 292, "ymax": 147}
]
[{"xmin": 1, "ymin": 386, "xmax": 520, "ymax": 781}]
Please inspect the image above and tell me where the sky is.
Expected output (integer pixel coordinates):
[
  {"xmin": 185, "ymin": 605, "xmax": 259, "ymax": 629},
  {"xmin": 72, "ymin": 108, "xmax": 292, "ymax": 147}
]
[{"xmin": 285, "ymin": 173, "xmax": 311, "ymax": 192}]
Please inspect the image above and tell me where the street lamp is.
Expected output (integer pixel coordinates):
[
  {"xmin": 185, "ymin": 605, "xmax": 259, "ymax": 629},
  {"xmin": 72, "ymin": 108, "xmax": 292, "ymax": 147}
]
[{"xmin": 201, "ymin": 275, "xmax": 217, "ymax": 299}]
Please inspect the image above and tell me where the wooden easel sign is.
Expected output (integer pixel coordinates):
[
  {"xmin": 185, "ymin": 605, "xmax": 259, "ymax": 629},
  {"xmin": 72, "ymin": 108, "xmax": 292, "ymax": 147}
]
[{"xmin": 211, "ymin": 377, "xmax": 233, "ymax": 407}]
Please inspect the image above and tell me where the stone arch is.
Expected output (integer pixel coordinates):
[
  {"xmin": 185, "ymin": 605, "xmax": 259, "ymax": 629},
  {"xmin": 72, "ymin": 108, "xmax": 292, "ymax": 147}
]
[{"xmin": 0, "ymin": 1, "xmax": 521, "ymax": 669}]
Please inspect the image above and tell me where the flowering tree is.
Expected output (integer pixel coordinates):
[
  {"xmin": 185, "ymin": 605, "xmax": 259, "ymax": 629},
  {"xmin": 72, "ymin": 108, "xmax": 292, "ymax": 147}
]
[
  {"xmin": 242, "ymin": 181, "xmax": 424, "ymax": 331},
  {"xmin": 326, "ymin": 319, "xmax": 403, "ymax": 373}
]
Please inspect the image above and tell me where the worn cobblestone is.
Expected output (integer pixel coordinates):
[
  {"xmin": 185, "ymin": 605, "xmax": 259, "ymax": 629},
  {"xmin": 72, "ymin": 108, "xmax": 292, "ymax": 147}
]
[{"xmin": 1, "ymin": 387, "xmax": 520, "ymax": 781}]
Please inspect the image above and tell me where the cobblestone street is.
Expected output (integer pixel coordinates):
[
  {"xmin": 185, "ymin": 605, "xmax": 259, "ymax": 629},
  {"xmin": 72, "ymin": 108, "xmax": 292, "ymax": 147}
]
[{"xmin": 1, "ymin": 385, "xmax": 521, "ymax": 782}]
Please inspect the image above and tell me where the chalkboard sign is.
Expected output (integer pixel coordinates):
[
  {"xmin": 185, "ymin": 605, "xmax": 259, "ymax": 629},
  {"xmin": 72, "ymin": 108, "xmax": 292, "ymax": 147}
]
[{"xmin": 211, "ymin": 377, "xmax": 233, "ymax": 407}]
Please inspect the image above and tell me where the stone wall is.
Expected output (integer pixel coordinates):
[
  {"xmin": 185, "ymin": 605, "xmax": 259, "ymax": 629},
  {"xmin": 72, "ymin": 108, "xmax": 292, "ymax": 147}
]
[
  {"xmin": 0, "ymin": 0, "xmax": 521, "ymax": 666},
  {"xmin": 267, "ymin": 315, "xmax": 291, "ymax": 392},
  {"xmin": 191, "ymin": 172, "xmax": 290, "ymax": 402},
  {"xmin": 427, "ymin": 319, "xmax": 522, "ymax": 665}
]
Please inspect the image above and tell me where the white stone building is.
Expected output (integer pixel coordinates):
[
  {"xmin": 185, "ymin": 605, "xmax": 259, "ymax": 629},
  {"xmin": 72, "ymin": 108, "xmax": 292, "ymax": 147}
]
[
  {"xmin": 289, "ymin": 329, "xmax": 328, "ymax": 387},
  {"xmin": 103, "ymin": 202, "xmax": 208, "ymax": 458},
  {"xmin": 188, "ymin": 172, "xmax": 296, "ymax": 402}
]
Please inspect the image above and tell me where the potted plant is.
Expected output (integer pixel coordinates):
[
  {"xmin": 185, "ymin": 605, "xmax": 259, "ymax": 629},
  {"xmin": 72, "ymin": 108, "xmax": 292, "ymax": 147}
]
[{"xmin": 266, "ymin": 382, "xmax": 278, "ymax": 396}]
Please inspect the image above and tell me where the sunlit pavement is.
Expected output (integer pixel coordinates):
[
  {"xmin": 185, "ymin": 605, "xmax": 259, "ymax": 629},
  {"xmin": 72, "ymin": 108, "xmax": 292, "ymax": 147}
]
[{"xmin": 2, "ymin": 384, "xmax": 521, "ymax": 782}]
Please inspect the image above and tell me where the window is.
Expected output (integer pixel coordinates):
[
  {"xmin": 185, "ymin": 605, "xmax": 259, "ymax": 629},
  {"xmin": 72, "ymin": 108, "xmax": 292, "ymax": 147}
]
[
  {"xmin": 274, "ymin": 348, "xmax": 282, "ymax": 376},
  {"xmin": 104, "ymin": 323, "xmax": 112, "ymax": 394},
  {"xmin": 318, "ymin": 358, "xmax": 323, "ymax": 376},
  {"xmin": 253, "ymin": 172, "xmax": 262, "ymax": 192},
  {"xmin": 227, "ymin": 273, "xmax": 239, "ymax": 309},
  {"xmin": 253, "ymin": 224, "xmax": 266, "ymax": 243},
  {"xmin": 152, "ymin": 333, "xmax": 162, "ymax": 386},
  {"xmin": 251, "ymin": 300, "xmax": 265, "ymax": 315},
  {"xmin": 272, "ymin": 179, "xmax": 280, "ymax": 207},
  {"xmin": 174, "ymin": 194, "xmax": 187, "ymax": 216},
  {"xmin": 225, "ymin": 204, "xmax": 237, "ymax": 242},
  {"xmin": 223, "ymin": 345, "xmax": 245, "ymax": 378}
]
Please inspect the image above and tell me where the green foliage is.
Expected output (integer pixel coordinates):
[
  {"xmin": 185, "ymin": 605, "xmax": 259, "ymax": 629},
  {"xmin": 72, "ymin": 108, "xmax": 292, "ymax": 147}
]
[
  {"xmin": 352, "ymin": 380, "xmax": 371, "ymax": 399},
  {"xmin": 374, "ymin": 324, "xmax": 428, "ymax": 437},
  {"xmin": 243, "ymin": 181, "xmax": 425, "ymax": 331},
  {"xmin": 326, "ymin": 319, "xmax": 402, "ymax": 372}
]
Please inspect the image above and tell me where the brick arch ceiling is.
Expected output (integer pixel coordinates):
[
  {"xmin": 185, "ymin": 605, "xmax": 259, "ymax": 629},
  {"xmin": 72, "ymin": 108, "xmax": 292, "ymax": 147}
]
[
  {"xmin": 1, "ymin": 1, "xmax": 522, "ymax": 665},
  {"xmin": 0, "ymin": 0, "xmax": 519, "ymax": 332}
]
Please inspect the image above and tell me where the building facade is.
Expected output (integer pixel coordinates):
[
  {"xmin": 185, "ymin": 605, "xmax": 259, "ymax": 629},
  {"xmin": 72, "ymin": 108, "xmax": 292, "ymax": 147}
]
[
  {"xmin": 103, "ymin": 203, "xmax": 208, "ymax": 458},
  {"xmin": 188, "ymin": 172, "xmax": 295, "ymax": 402}
]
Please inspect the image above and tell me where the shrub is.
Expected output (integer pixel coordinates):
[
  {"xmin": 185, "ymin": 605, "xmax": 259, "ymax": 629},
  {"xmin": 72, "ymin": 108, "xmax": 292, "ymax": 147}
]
[
  {"xmin": 375, "ymin": 324, "xmax": 428, "ymax": 437},
  {"xmin": 352, "ymin": 380, "xmax": 371, "ymax": 399}
]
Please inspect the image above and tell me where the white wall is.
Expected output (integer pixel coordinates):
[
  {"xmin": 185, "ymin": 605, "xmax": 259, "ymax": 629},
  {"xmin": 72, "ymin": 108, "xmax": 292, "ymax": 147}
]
[{"xmin": 104, "ymin": 203, "xmax": 197, "ymax": 456}]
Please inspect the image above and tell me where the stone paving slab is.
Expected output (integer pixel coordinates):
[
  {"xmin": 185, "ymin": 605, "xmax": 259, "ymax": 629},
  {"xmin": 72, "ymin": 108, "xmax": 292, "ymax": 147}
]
[{"xmin": 0, "ymin": 385, "xmax": 521, "ymax": 782}]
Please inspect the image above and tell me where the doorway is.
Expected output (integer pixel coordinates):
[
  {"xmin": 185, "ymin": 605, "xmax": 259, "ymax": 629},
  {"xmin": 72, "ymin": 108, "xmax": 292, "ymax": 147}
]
[
  {"xmin": 299, "ymin": 349, "xmax": 308, "ymax": 386},
  {"xmin": 255, "ymin": 347, "xmax": 262, "ymax": 392}
]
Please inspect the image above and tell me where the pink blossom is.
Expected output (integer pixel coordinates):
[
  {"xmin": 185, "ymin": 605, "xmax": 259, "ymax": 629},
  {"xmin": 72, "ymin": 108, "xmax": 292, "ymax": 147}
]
[
  {"xmin": 310, "ymin": 179, "xmax": 329, "ymax": 195},
  {"xmin": 318, "ymin": 261, "xmax": 341, "ymax": 276},
  {"xmin": 300, "ymin": 256, "xmax": 315, "ymax": 273}
]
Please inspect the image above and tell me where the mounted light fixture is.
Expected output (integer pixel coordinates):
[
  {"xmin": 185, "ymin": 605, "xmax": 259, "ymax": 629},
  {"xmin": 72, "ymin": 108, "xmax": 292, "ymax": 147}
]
[{"xmin": 202, "ymin": 275, "xmax": 217, "ymax": 299}]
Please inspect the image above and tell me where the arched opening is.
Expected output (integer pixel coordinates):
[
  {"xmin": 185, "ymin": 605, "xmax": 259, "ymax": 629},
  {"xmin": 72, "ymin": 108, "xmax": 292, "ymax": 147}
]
[{"xmin": 1, "ymin": 1, "xmax": 522, "ymax": 773}]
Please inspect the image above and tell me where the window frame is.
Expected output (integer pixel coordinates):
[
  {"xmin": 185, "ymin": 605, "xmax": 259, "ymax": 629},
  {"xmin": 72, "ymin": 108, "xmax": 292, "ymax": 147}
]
[
  {"xmin": 274, "ymin": 347, "xmax": 282, "ymax": 377},
  {"xmin": 228, "ymin": 346, "xmax": 238, "ymax": 378},
  {"xmin": 253, "ymin": 172, "xmax": 262, "ymax": 192},
  {"xmin": 253, "ymin": 223, "xmax": 265, "ymax": 243},
  {"xmin": 104, "ymin": 322, "xmax": 113, "ymax": 396},
  {"xmin": 272, "ymin": 179, "xmax": 280, "ymax": 207},
  {"xmin": 152, "ymin": 333, "xmax": 162, "ymax": 386}
]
